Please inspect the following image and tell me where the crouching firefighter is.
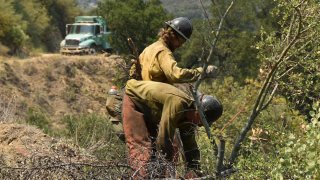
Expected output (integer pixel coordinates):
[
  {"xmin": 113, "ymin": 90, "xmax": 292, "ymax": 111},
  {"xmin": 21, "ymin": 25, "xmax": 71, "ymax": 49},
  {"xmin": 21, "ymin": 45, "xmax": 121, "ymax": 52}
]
[{"xmin": 122, "ymin": 79, "xmax": 223, "ymax": 179}]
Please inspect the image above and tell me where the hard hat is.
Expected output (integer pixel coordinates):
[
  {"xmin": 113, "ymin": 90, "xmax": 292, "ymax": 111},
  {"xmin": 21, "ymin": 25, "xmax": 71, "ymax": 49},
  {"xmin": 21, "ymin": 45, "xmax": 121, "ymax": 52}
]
[
  {"xmin": 201, "ymin": 95, "xmax": 223, "ymax": 125},
  {"xmin": 165, "ymin": 17, "xmax": 193, "ymax": 40}
]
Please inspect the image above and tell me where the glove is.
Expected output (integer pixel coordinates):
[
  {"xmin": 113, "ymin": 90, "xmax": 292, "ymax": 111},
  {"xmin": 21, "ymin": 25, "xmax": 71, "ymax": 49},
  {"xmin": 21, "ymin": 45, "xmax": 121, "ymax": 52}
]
[{"xmin": 205, "ymin": 65, "xmax": 218, "ymax": 78}]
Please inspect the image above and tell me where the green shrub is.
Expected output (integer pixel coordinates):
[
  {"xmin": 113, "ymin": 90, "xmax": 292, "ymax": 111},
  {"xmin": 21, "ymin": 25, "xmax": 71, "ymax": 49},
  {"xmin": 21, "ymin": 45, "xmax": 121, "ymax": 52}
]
[
  {"xmin": 272, "ymin": 102, "xmax": 320, "ymax": 179},
  {"xmin": 62, "ymin": 114, "xmax": 126, "ymax": 160},
  {"xmin": 25, "ymin": 107, "xmax": 52, "ymax": 134},
  {"xmin": 196, "ymin": 77, "xmax": 308, "ymax": 178}
]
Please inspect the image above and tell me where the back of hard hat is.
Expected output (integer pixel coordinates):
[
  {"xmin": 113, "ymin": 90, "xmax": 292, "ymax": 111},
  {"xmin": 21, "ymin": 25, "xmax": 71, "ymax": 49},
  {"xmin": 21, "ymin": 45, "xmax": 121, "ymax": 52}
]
[
  {"xmin": 201, "ymin": 95, "xmax": 223, "ymax": 125},
  {"xmin": 165, "ymin": 17, "xmax": 193, "ymax": 40}
]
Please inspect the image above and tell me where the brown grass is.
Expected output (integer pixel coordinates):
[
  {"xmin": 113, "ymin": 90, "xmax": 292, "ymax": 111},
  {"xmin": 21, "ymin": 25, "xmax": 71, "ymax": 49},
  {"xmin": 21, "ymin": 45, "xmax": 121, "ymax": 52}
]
[{"xmin": 0, "ymin": 54, "xmax": 126, "ymax": 122}]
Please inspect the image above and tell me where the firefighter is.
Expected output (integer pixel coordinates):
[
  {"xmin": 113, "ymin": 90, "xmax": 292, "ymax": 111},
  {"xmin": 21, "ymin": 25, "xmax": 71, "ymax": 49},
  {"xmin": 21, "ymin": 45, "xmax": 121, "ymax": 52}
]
[
  {"xmin": 107, "ymin": 17, "xmax": 218, "ymax": 141},
  {"xmin": 122, "ymin": 79, "xmax": 223, "ymax": 178},
  {"xmin": 133, "ymin": 16, "xmax": 218, "ymax": 83}
]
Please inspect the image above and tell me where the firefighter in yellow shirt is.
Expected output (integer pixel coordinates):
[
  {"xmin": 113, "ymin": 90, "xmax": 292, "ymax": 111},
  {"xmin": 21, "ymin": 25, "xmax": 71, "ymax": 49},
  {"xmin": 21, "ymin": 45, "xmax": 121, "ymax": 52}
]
[
  {"xmin": 132, "ymin": 17, "xmax": 218, "ymax": 83},
  {"xmin": 122, "ymin": 79, "xmax": 223, "ymax": 178},
  {"xmin": 121, "ymin": 17, "xmax": 220, "ymax": 178}
]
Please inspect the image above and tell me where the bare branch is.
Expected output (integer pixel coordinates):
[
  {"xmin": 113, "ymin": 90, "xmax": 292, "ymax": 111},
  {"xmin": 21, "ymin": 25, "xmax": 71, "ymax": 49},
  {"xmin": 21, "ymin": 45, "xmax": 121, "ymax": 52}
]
[
  {"xmin": 0, "ymin": 94, "xmax": 16, "ymax": 122},
  {"xmin": 260, "ymin": 82, "xmax": 279, "ymax": 111},
  {"xmin": 193, "ymin": 0, "xmax": 234, "ymax": 139},
  {"xmin": 285, "ymin": 11, "xmax": 296, "ymax": 45},
  {"xmin": 199, "ymin": 0, "xmax": 215, "ymax": 33},
  {"xmin": 257, "ymin": 71, "xmax": 276, "ymax": 111},
  {"xmin": 216, "ymin": 137, "xmax": 226, "ymax": 177},
  {"xmin": 276, "ymin": 65, "xmax": 298, "ymax": 80},
  {"xmin": 220, "ymin": 107, "xmax": 246, "ymax": 133},
  {"xmin": 196, "ymin": 0, "xmax": 234, "ymax": 90}
]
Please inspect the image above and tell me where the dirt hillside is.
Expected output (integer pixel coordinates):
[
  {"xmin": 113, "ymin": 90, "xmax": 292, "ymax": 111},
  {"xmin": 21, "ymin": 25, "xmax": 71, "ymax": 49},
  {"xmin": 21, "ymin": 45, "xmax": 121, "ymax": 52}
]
[
  {"xmin": 0, "ymin": 54, "xmax": 127, "ymax": 174},
  {"xmin": 0, "ymin": 54, "xmax": 126, "ymax": 122},
  {"xmin": 0, "ymin": 123, "xmax": 85, "ymax": 166}
]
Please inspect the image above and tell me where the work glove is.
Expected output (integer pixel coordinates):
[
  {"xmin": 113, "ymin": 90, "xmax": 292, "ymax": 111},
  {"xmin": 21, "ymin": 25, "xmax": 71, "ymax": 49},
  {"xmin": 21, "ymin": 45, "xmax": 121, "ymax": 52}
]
[{"xmin": 205, "ymin": 65, "xmax": 219, "ymax": 78}]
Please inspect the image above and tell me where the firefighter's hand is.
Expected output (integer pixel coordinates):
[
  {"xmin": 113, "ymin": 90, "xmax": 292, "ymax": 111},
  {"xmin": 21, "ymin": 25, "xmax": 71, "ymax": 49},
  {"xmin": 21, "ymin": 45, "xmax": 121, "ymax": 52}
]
[
  {"xmin": 131, "ymin": 59, "xmax": 137, "ymax": 64},
  {"xmin": 205, "ymin": 65, "xmax": 218, "ymax": 78}
]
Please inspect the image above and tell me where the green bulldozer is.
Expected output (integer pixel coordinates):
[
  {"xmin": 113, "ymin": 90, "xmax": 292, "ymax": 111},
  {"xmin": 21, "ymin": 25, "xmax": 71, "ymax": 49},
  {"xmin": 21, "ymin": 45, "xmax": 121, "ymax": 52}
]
[{"xmin": 60, "ymin": 16, "xmax": 112, "ymax": 55}]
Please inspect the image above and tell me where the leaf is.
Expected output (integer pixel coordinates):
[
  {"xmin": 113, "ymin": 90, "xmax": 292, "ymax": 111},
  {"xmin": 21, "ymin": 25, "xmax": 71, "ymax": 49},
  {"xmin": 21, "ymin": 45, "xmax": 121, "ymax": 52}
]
[
  {"xmin": 307, "ymin": 160, "xmax": 316, "ymax": 170},
  {"xmin": 307, "ymin": 152, "xmax": 316, "ymax": 159},
  {"xmin": 285, "ymin": 147, "xmax": 292, "ymax": 153},
  {"xmin": 297, "ymin": 144, "xmax": 307, "ymax": 152},
  {"xmin": 288, "ymin": 134, "xmax": 295, "ymax": 140},
  {"xmin": 309, "ymin": 111, "xmax": 315, "ymax": 117}
]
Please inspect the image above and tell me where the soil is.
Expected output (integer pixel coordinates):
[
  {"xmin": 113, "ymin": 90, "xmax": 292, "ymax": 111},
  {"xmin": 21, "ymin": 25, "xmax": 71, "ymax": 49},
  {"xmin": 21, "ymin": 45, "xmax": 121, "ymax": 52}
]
[
  {"xmin": 0, "ymin": 53, "xmax": 127, "ymax": 120},
  {"xmin": 0, "ymin": 53, "xmax": 127, "ymax": 168},
  {"xmin": 0, "ymin": 123, "xmax": 81, "ymax": 167}
]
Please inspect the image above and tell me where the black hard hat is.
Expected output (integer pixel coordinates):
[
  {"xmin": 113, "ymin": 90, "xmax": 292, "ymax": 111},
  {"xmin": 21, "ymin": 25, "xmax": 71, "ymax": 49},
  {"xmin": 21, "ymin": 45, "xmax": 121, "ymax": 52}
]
[
  {"xmin": 165, "ymin": 17, "xmax": 193, "ymax": 40},
  {"xmin": 201, "ymin": 95, "xmax": 223, "ymax": 125}
]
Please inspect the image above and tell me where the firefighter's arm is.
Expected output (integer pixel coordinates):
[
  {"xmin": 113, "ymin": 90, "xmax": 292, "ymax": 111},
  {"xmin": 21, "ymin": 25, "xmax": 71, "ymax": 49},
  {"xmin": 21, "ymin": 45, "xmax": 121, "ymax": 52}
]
[{"xmin": 157, "ymin": 51, "xmax": 203, "ymax": 83}]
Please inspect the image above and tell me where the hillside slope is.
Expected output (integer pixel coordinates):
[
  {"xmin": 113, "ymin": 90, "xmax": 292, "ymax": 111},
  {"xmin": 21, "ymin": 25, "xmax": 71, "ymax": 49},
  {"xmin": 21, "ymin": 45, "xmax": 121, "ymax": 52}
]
[
  {"xmin": 0, "ymin": 54, "xmax": 128, "ymax": 177},
  {"xmin": 0, "ymin": 54, "xmax": 126, "ymax": 124}
]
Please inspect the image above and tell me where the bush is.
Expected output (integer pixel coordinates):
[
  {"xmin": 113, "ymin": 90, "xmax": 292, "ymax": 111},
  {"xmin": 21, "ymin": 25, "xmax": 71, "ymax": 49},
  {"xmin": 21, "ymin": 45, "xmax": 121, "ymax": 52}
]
[
  {"xmin": 272, "ymin": 102, "xmax": 320, "ymax": 179},
  {"xmin": 62, "ymin": 114, "xmax": 126, "ymax": 160},
  {"xmin": 196, "ymin": 77, "xmax": 308, "ymax": 178},
  {"xmin": 25, "ymin": 107, "xmax": 52, "ymax": 134}
]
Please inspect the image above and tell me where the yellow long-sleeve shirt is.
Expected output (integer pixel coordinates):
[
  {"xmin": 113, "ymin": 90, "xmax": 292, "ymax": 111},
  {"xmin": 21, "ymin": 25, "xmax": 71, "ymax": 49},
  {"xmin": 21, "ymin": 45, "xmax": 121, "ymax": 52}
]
[
  {"xmin": 139, "ymin": 38, "xmax": 203, "ymax": 83},
  {"xmin": 125, "ymin": 79, "xmax": 200, "ymax": 169}
]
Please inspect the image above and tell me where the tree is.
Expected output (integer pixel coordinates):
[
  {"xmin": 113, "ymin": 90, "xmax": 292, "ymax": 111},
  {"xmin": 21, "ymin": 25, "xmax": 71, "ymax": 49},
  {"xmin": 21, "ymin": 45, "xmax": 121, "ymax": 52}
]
[
  {"xmin": 0, "ymin": 0, "xmax": 28, "ymax": 54},
  {"xmin": 176, "ymin": 0, "xmax": 277, "ymax": 83},
  {"xmin": 39, "ymin": 0, "xmax": 81, "ymax": 52},
  {"xmin": 192, "ymin": 0, "xmax": 319, "ymax": 178},
  {"xmin": 97, "ymin": 0, "xmax": 170, "ymax": 54},
  {"xmin": 256, "ymin": 0, "xmax": 320, "ymax": 120},
  {"xmin": 228, "ymin": 0, "xmax": 320, "ymax": 172},
  {"xmin": 0, "ymin": 0, "xmax": 81, "ymax": 54},
  {"xmin": 12, "ymin": 0, "xmax": 50, "ymax": 49}
]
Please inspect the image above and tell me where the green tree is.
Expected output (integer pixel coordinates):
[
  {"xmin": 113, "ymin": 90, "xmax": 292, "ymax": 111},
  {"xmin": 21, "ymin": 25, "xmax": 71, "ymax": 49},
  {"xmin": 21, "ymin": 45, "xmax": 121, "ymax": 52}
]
[
  {"xmin": 0, "ymin": 0, "xmax": 81, "ymax": 54},
  {"xmin": 177, "ymin": 0, "xmax": 277, "ymax": 83},
  {"xmin": 189, "ymin": 0, "xmax": 319, "ymax": 178},
  {"xmin": 97, "ymin": 0, "xmax": 170, "ymax": 54},
  {"xmin": 257, "ymin": 0, "xmax": 320, "ymax": 119},
  {"xmin": 0, "ymin": 0, "xmax": 28, "ymax": 54},
  {"xmin": 12, "ymin": 0, "xmax": 50, "ymax": 50},
  {"xmin": 39, "ymin": 0, "xmax": 81, "ymax": 52}
]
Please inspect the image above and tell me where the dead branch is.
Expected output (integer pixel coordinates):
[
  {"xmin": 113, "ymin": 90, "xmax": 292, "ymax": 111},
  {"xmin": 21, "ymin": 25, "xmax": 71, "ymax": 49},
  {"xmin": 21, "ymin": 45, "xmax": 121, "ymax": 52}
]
[
  {"xmin": 194, "ymin": 0, "xmax": 234, "ymax": 139},
  {"xmin": 220, "ymin": 107, "xmax": 246, "ymax": 133},
  {"xmin": 194, "ymin": 0, "xmax": 234, "ymax": 176},
  {"xmin": 0, "ymin": 156, "xmax": 132, "ymax": 179},
  {"xmin": 215, "ymin": 137, "xmax": 225, "ymax": 177}
]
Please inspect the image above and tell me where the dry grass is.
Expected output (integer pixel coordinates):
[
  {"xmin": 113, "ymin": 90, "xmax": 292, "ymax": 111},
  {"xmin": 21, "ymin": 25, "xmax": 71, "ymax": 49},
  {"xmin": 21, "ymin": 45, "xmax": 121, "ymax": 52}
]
[
  {"xmin": 0, "ymin": 54, "xmax": 134, "ymax": 178},
  {"xmin": 0, "ymin": 123, "xmax": 131, "ymax": 179},
  {"xmin": 0, "ymin": 54, "xmax": 126, "ymax": 122},
  {"xmin": 0, "ymin": 54, "xmax": 193, "ymax": 179},
  {"xmin": 0, "ymin": 94, "xmax": 17, "ymax": 123}
]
